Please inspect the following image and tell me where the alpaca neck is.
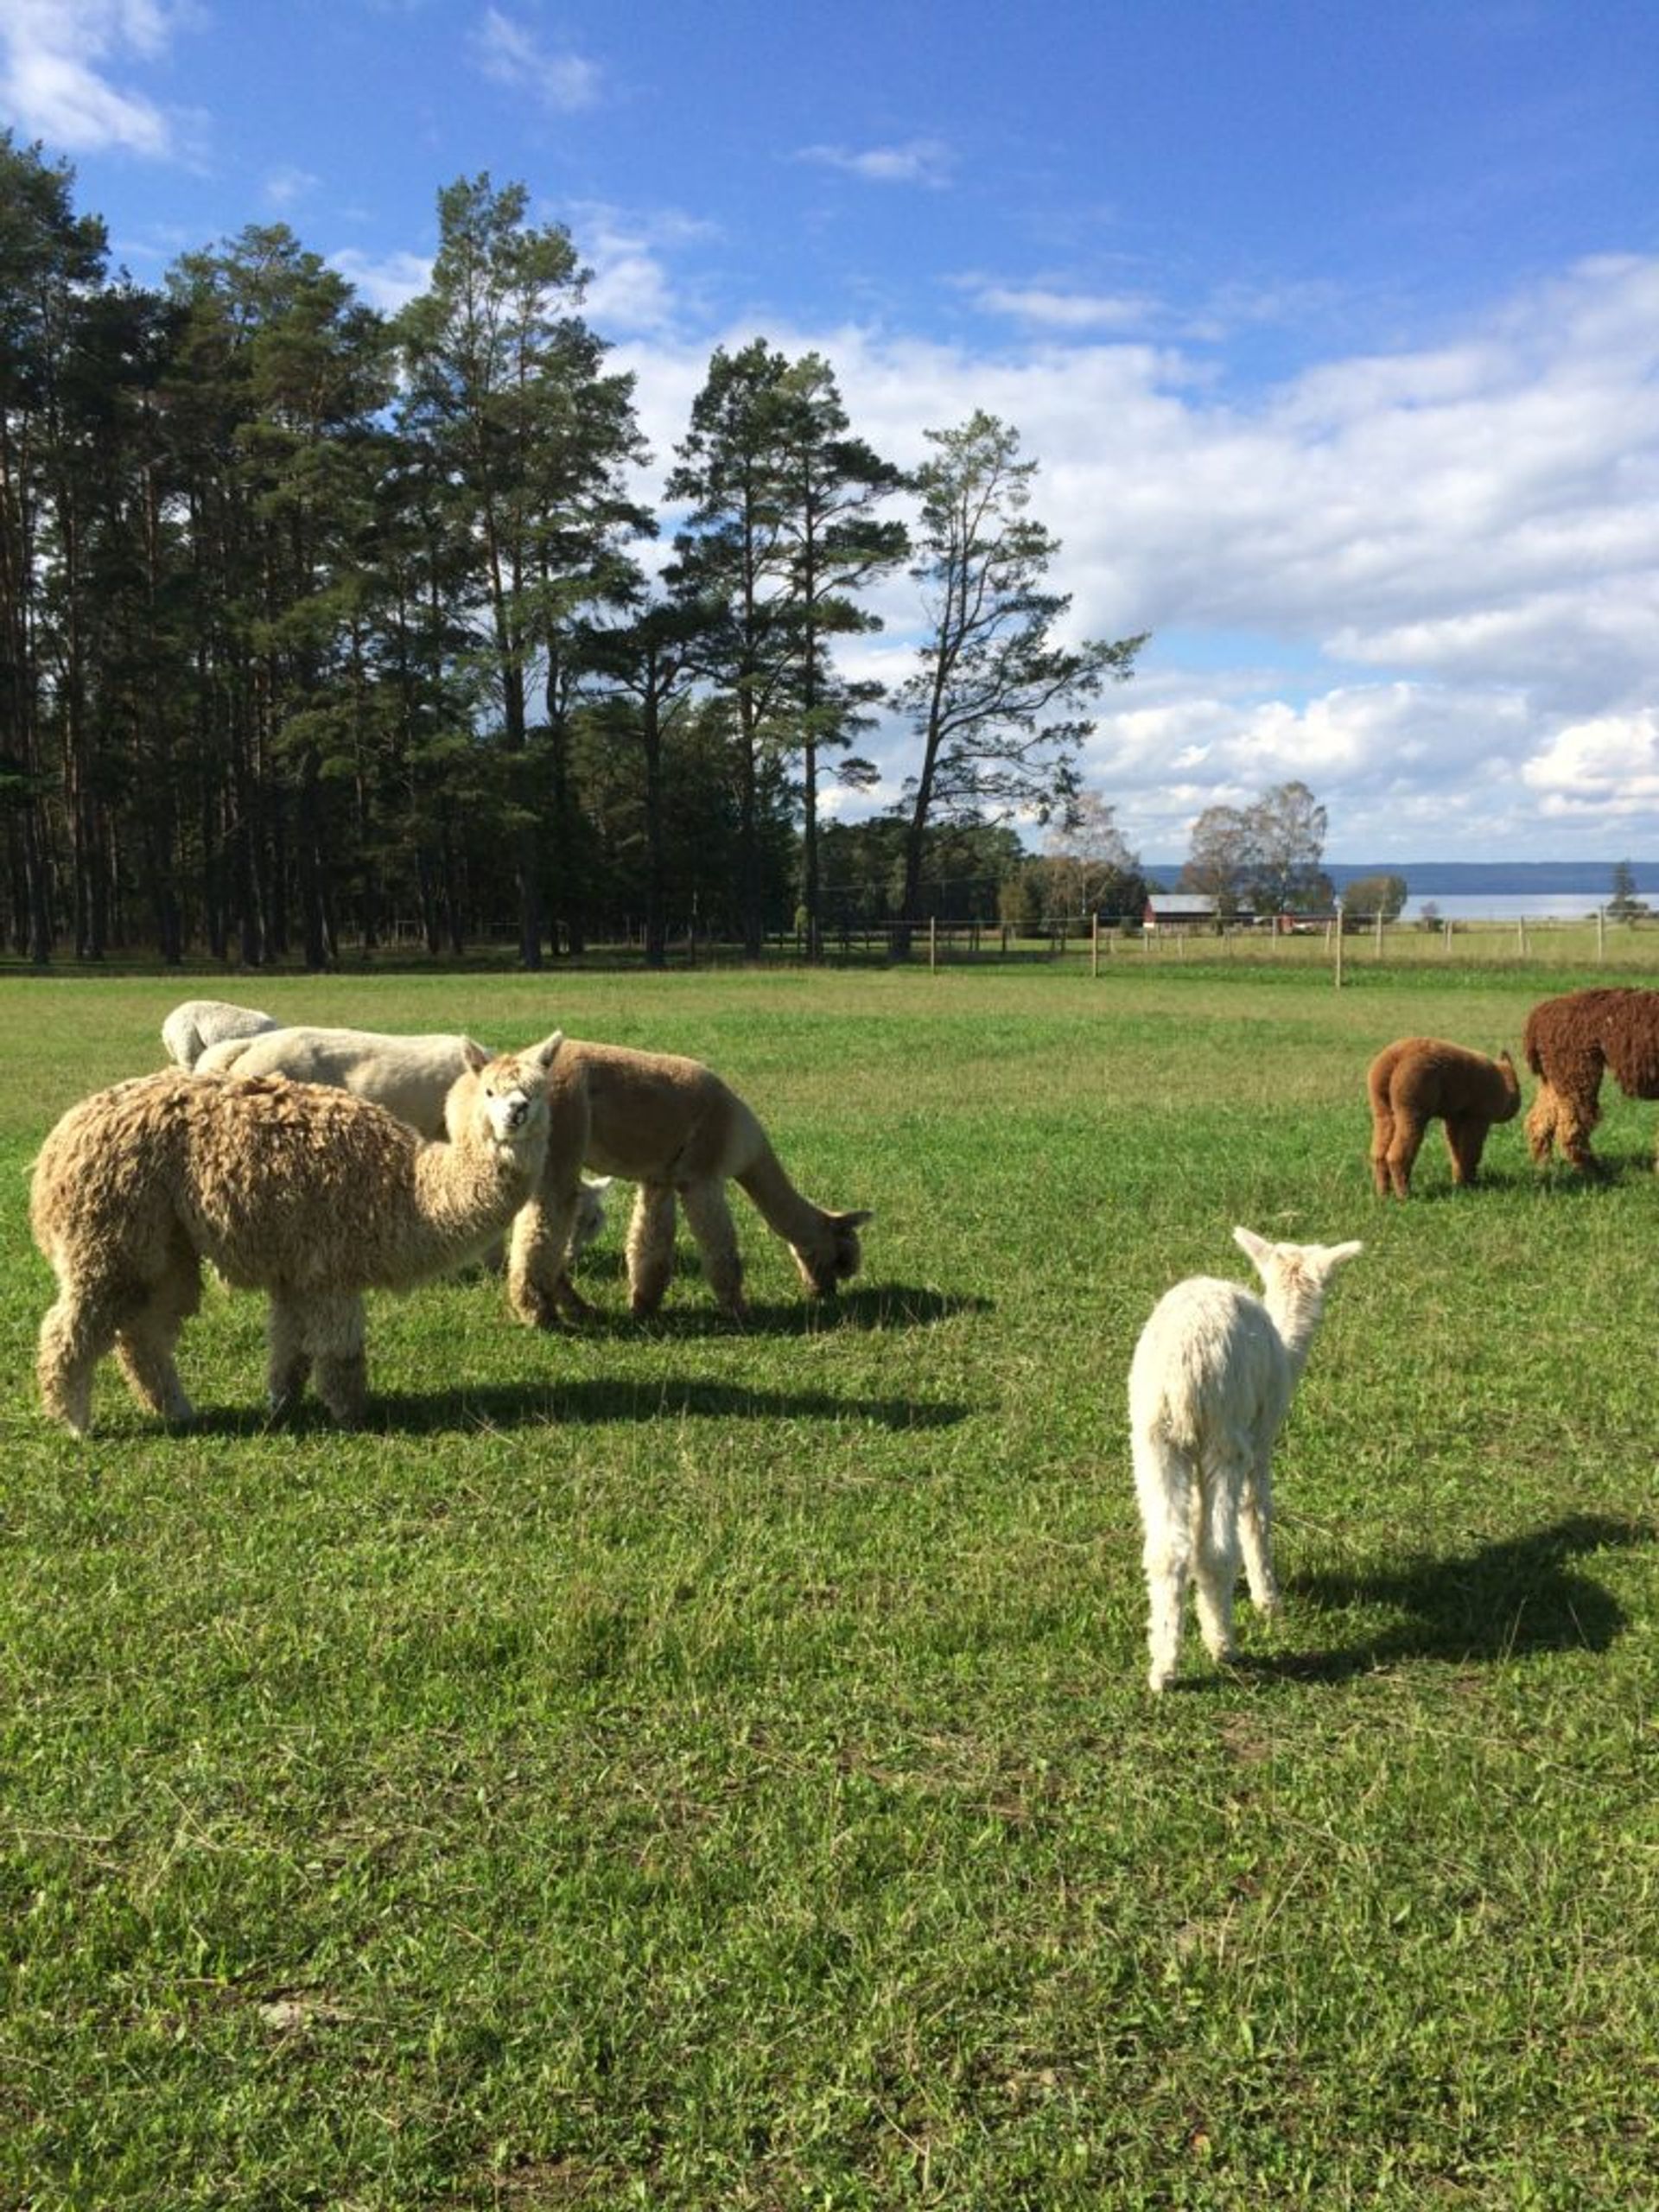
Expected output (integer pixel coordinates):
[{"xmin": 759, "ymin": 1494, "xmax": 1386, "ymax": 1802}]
[
  {"xmin": 735, "ymin": 1140, "xmax": 825, "ymax": 1249},
  {"xmin": 410, "ymin": 1132, "xmax": 539, "ymax": 1259},
  {"xmin": 1261, "ymin": 1281, "xmax": 1328, "ymax": 1384}
]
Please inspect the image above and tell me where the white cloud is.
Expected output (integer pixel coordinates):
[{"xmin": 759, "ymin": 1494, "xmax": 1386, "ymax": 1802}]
[
  {"xmin": 328, "ymin": 246, "xmax": 432, "ymax": 312},
  {"xmin": 0, "ymin": 0, "xmax": 197, "ymax": 157},
  {"xmin": 563, "ymin": 203, "xmax": 716, "ymax": 340},
  {"xmin": 264, "ymin": 164, "xmax": 318, "ymax": 210},
  {"xmin": 601, "ymin": 249, "xmax": 1659, "ymax": 858},
  {"xmin": 797, "ymin": 137, "xmax": 953, "ymax": 188},
  {"xmin": 473, "ymin": 8, "xmax": 601, "ymax": 113},
  {"xmin": 970, "ymin": 284, "xmax": 1156, "ymax": 333},
  {"xmin": 1522, "ymin": 712, "xmax": 1659, "ymax": 814}
]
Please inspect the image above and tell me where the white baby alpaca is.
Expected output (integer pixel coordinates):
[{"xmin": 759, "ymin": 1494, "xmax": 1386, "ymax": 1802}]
[{"xmin": 1128, "ymin": 1226, "xmax": 1362, "ymax": 1693}]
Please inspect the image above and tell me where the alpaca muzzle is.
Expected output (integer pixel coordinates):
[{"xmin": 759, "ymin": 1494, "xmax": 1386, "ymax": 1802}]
[{"xmin": 487, "ymin": 1088, "xmax": 533, "ymax": 1140}]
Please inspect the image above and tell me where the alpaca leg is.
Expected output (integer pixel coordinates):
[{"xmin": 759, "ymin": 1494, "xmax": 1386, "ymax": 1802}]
[
  {"xmin": 1192, "ymin": 1464, "xmax": 1244, "ymax": 1667},
  {"xmin": 1239, "ymin": 1452, "xmax": 1279, "ymax": 1619},
  {"xmin": 679, "ymin": 1178, "xmax": 747, "ymax": 1319},
  {"xmin": 626, "ymin": 1185, "xmax": 677, "ymax": 1317},
  {"xmin": 266, "ymin": 1297, "xmax": 312, "ymax": 1415},
  {"xmin": 1134, "ymin": 1437, "xmax": 1194, "ymax": 1694},
  {"xmin": 37, "ymin": 1286, "xmax": 121, "ymax": 1436},
  {"xmin": 1369, "ymin": 1108, "xmax": 1395, "ymax": 1197},
  {"xmin": 113, "ymin": 1251, "xmax": 201, "ymax": 1424},
  {"xmin": 1554, "ymin": 1087, "xmax": 1601, "ymax": 1171},
  {"xmin": 507, "ymin": 1192, "xmax": 582, "ymax": 1330},
  {"xmin": 1442, "ymin": 1115, "xmax": 1488, "ymax": 1186},
  {"xmin": 1384, "ymin": 1111, "xmax": 1425, "ymax": 1198},
  {"xmin": 1525, "ymin": 1082, "xmax": 1559, "ymax": 1164},
  {"xmin": 309, "ymin": 1294, "xmax": 368, "ymax": 1427}
]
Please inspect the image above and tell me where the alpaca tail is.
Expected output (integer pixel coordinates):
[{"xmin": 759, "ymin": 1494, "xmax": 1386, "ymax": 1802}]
[{"xmin": 1492, "ymin": 1047, "xmax": 1522, "ymax": 1121}]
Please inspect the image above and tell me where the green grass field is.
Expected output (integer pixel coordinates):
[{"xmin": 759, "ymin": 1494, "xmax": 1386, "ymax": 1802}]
[{"xmin": 3, "ymin": 962, "xmax": 1656, "ymax": 2210}]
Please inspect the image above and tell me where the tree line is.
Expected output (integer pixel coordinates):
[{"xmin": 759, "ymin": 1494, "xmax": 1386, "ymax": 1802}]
[{"xmin": 0, "ymin": 135, "xmax": 1145, "ymax": 969}]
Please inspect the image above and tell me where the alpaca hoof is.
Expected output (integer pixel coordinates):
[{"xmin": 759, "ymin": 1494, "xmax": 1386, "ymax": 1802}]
[
  {"xmin": 510, "ymin": 1283, "xmax": 562, "ymax": 1332},
  {"xmin": 1147, "ymin": 1666, "xmax": 1174, "ymax": 1694}
]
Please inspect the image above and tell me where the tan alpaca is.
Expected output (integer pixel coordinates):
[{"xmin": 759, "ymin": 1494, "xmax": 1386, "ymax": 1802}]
[
  {"xmin": 461, "ymin": 1039, "xmax": 872, "ymax": 1326},
  {"xmin": 30, "ymin": 1035, "xmax": 562, "ymax": 1433},
  {"xmin": 1366, "ymin": 1037, "xmax": 1520, "ymax": 1198}
]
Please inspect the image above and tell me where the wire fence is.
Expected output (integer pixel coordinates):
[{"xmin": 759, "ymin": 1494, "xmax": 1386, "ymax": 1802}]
[{"xmin": 809, "ymin": 912, "xmax": 1659, "ymax": 976}]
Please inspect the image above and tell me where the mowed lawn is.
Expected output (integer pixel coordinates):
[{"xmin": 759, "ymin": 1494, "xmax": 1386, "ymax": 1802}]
[{"xmin": 1, "ymin": 963, "xmax": 1656, "ymax": 2210}]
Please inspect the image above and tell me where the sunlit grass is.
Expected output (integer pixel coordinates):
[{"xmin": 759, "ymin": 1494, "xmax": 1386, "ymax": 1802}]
[{"xmin": 2, "ymin": 961, "xmax": 1656, "ymax": 2208}]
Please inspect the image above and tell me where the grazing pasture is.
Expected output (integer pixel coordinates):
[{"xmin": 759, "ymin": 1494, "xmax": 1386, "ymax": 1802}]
[{"xmin": 1, "ymin": 962, "xmax": 1656, "ymax": 2209}]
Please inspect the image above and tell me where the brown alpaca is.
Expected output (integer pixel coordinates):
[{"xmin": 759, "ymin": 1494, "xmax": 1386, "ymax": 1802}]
[
  {"xmin": 1522, "ymin": 987, "xmax": 1659, "ymax": 1170},
  {"xmin": 460, "ymin": 1038, "xmax": 872, "ymax": 1326},
  {"xmin": 30, "ymin": 1036, "xmax": 560, "ymax": 1433},
  {"xmin": 1366, "ymin": 1036, "xmax": 1520, "ymax": 1198}
]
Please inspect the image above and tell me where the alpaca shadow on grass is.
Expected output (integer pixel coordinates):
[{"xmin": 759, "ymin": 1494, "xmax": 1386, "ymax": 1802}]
[
  {"xmin": 1386, "ymin": 1164, "xmax": 1533, "ymax": 1202},
  {"xmin": 1255, "ymin": 1513, "xmax": 1651, "ymax": 1683},
  {"xmin": 1529, "ymin": 1153, "xmax": 1650, "ymax": 1190},
  {"xmin": 184, "ymin": 1375, "xmax": 972, "ymax": 1438},
  {"xmin": 561, "ymin": 1280, "xmax": 993, "ymax": 1339}
]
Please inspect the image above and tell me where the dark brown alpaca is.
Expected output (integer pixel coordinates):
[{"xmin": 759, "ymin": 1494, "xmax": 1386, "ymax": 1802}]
[
  {"xmin": 1522, "ymin": 987, "xmax": 1659, "ymax": 1171},
  {"xmin": 1366, "ymin": 1037, "xmax": 1521, "ymax": 1198}
]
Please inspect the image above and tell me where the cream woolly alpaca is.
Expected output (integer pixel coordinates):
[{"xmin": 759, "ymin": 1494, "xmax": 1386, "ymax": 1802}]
[
  {"xmin": 486, "ymin": 1038, "xmax": 873, "ymax": 1326},
  {"xmin": 161, "ymin": 998, "xmax": 280, "ymax": 1069},
  {"xmin": 1128, "ymin": 1226, "xmax": 1362, "ymax": 1692},
  {"xmin": 30, "ymin": 1034, "xmax": 562, "ymax": 1433},
  {"xmin": 193, "ymin": 1022, "xmax": 611, "ymax": 1272}
]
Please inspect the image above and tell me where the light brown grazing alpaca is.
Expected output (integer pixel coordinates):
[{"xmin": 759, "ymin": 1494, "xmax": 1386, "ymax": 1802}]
[
  {"xmin": 1522, "ymin": 987, "xmax": 1659, "ymax": 1171},
  {"xmin": 1366, "ymin": 1036, "xmax": 1521, "ymax": 1198},
  {"xmin": 463, "ymin": 1038, "xmax": 872, "ymax": 1326},
  {"xmin": 30, "ymin": 1035, "xmax": 561, "ymax": 1433}
]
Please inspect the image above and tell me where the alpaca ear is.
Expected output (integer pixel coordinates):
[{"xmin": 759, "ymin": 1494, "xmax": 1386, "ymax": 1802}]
[
  {"xmin": 1328, "ymin": 1239, "xmax": 1364, "ymax": 1263},
  {"xmin": 461, "ymin": 1037, "xmax": 492, "ymax": 1072},
  {"xmin": 1232, "ymin": 1225, "xmax": 1273, "ymax": 1266},
  {"xmin": 533, "ymin": 1031, "xmax": 564, "ymax": 1071},
  {"xmin": 836, "ymin": 1208, "xmax": 874, "ymax": 1228}
]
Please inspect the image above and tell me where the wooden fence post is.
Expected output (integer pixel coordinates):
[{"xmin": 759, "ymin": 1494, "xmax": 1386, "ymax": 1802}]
[{"xmin": 1334, "ymin": 900, "xmax": 1344, "ymax": 988}]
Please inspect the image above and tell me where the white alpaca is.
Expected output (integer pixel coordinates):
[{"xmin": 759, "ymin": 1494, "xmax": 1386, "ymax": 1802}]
[
  {"xmin": 30, "ymin": 1034, "xmax": 562, "ymax": 1433},
  {"xmin": 161, "ymin": 998, "xmax": 280, "ymax": 1069},
  {"xmin": 1128, "ymin": 1226, "xmax": 1362, "ymax": 1692},
  {"xmin": 194, "ymin": 1023, "xmax": 486, "ymax": 1138},
  {"xmin": 193, "ymin": 1021, "xmax": 611, "ymax": 1271}
]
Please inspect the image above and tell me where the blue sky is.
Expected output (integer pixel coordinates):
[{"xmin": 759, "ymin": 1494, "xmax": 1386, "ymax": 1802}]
[{"xmin": 4, "ymin": 0, "xmax": 1658, "ymax": 863}]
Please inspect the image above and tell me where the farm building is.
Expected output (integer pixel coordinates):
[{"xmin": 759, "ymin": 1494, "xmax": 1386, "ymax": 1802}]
[{"xmin": 1143, "ymin": 893, "xmax": 1222, "ymax": 932}]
